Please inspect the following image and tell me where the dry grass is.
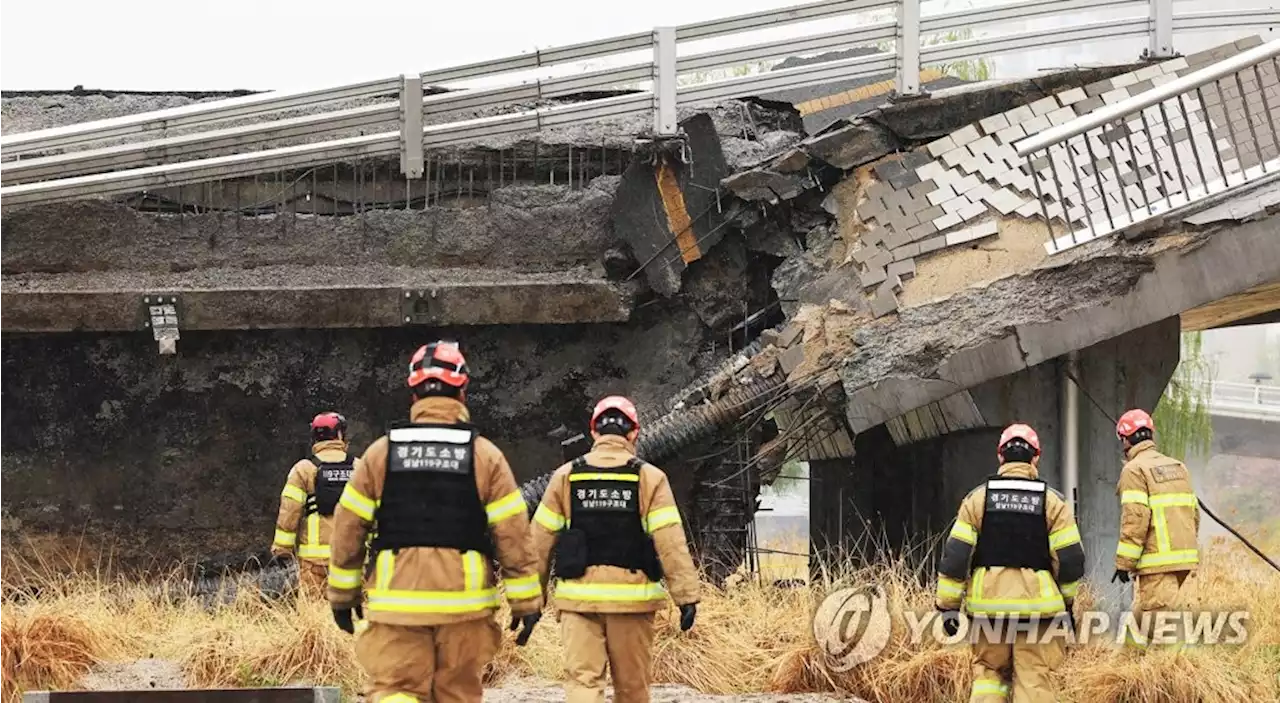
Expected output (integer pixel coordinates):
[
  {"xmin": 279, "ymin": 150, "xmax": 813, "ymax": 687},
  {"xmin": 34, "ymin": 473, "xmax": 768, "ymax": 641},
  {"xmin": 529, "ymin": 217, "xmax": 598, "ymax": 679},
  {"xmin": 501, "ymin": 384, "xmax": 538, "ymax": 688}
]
[{"xmin": 1, "ymin": 536, "xmax": 1277, "ymax": 702}]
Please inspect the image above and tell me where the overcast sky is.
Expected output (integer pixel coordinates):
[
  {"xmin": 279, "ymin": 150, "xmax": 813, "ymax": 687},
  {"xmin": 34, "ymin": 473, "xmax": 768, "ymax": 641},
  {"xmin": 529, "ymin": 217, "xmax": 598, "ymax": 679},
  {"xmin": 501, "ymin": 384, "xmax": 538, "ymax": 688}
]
[
  {"xmin": 1, "ymin": 0, "xmax": 1265, "ymax": 91},
  {"xmin": 1, "ymin": 0, "xmax": 804, "ymax": 91}
]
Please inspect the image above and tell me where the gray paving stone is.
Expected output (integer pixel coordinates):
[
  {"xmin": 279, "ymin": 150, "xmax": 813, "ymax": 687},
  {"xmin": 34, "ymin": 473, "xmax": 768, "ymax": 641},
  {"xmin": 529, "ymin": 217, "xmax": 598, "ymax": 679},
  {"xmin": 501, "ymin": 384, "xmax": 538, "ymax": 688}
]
[
  {"xmin": 894, "ymin": 243, "xmax": 921, "ymax": 261},
  {"xmin": 959, "ymin": 200, "xmax": 988, "ymax": 221},
  {"xmin": 995, "ymin": 123, "xmax": 1027, "ymax": 145},
  {"xmin": 941, "ymin": 146, "xmax": 971, "ymax": 169},
  {"xmin": 901, "ymin": 151, "xmax": 933, "ymax": 170},
  {"xmin": 945, "ymin": 220, "xmax": 1000, "ymax": 247},
  {"xmin": 1134, "ymin": 64, "xmax": 1165, "ymax": 81},
  {"xmin": 861, "ymin": 264, "xmax": 888, "ymax": 290},
  {"xmin": 1005, "ymin": 104, "xmax": 1037, "ymax": 125},
  {"xmin": 1129, "ymin": 79, "xmax": 1155, "ymax": 94},
  {"xmin": 979, "ymin": 113, "xmax": 1011, "ymax": 134},
  {"xmin": 1057, "ymin": 87, "xmax": 1088, "ymax": 105},
  {"xmin": 950, "ymin": 124, "xmax": 982, "ymax": 147},
  {"xmin": 916, "ymin": 204, "xmax": 945, "ymax": 224},
  {"xmin": 927, "ymin": 184, "xmax": 957, "ymax": 206},
  {"xmin": 887, "ymin": 259, "xmax": 916, "ymax": 279},
  {"xmin": 1237, "ymin": 35, "xmax": 1265, "ymax": 51},
  {"xmin": 1048, "ymin": 106, "xmax": 1077, "ymax": 126},
  {"xmin": 907, "ymin": 221, "xmax": 937, "ymax": 242},
  {"xmin": 926, "ymin": 135, "xmax": 957, "ymax": 157},
  {"xmin": 1074, "ymin": 96, "xmax": 1105, "ymax": 116},
  {"xmin": 908, "ymin": 179, "xmax": 937, "ymax": 199},
  {"xmin": 1022, "ymin": 115, "xmax": 1051, "ymax": 134},
  {"xmin": 867, "ymin": 248, "xmax": 893, "ymax": 271},
  {"xmin": 932, "ymin": 210, "xmax": 963, "ymax": 231},
  {"xmin": 978, "ymin": 158, "xmax": 1006, "ymax": 181},
  {"xmin": 919, "ymin": 235, "xmax": 947, "ymax": 254},
  {"xmin": 916, "ymin": 160, "xmax": 948, "ymax": 181},
  {"xmin": 953, "ymin": 174, "xmax": 981, "ymax": 194},
  {"xmin": 883, "ymin": 230, "xmax": 910, "ymax": 250},
  {"xmin": 1161, "ymin": 57, "xmax": 1189, "ymax": 73},
  {"xmin": 967, "ymin": 182, "xmax": 996, "ymax": 202},
  {"xmin": 1084, "ymin": 79, "xmax": 1114, "ymax": 97},
  {"xmin": 870, "ymin": 284, "xmax": 898, "ymax": 318},
  {"xmin": 863, "ymin": 226, "xmax": 885, "ymax": 247},
  {"xmin": 940, "ymin": 195, "xmax": 970, "ymax": 214},
  {"xmin": 852, "ymin": 243, "xmax": 877, "ymax": 264},
  {"xmin": 888, "ymin": 169, "xmax": 921, "ymax": 190},
  {"xmin": 1102, "ymin": 87, "xmax": 1131, "ymax": 105},
  {"xmin": 1030, "ymin": 96, "xmax": 1060, "ymax": 116},
  {"xmin": 1111, "ymin": 72, "xmax": 1139, "ymax": 88}
]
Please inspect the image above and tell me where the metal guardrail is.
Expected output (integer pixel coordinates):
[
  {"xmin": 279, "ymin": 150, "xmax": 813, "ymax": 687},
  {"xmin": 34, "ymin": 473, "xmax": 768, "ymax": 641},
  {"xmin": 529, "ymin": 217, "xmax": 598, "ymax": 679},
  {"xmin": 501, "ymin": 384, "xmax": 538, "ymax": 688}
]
[
  {"xmin": 1209, "ymin": 381, "xmax": 1280, "ymax": 407},
  {"xmin": 1015, "ymin": 38, "xmax": 1280, "ymax": 253},
  {"xmin": 2, "ymin": 0, "xmax": 1278, "ymax": 207}
]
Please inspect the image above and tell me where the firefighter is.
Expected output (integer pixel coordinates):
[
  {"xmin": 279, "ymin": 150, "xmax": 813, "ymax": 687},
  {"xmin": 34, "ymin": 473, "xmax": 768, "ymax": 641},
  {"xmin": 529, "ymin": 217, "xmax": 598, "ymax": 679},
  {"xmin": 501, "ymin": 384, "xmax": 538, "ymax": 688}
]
[
  {"xmin": 1112, "ymin": 408, "xmax": 1200, "ymax": 650},
  {"xmin": 326, "ymin": 342, "xmax": 543, "ymax": 703},
  {"xmin": 271, "ymin": 412, "xmax": 359, "ymax": 598},
  {"xmin": 531, "ymin": 396, "xmax": 700, "ymax": 703},
  {"xmin": 935, "ymin": 424, "xmax": 1086, "ymax": 703}
]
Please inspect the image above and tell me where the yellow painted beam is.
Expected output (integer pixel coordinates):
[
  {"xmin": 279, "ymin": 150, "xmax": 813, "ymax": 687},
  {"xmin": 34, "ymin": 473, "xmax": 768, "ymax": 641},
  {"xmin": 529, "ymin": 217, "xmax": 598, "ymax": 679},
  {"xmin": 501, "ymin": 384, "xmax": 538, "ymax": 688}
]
[
  {"xmin": 654, "ymin": 157, "xmax": 701, "ymax": 264},
  {"xmin": 794, "ymin": 68, "xmax": 947, "ymax": 116}
]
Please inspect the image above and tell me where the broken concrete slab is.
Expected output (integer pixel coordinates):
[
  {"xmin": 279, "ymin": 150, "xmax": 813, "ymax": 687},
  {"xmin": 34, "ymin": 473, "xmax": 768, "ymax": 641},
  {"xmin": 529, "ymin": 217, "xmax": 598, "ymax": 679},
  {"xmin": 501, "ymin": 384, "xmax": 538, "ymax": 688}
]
[
  {"xmin": 721, "ymin": 168, "xmax": 808, "ymax": 203},
  {"xmin": 870, "ymin": 285, "xmax": 899, "ymax": 317},
  {"xmin": 802, "ymin": 120, "xmax": 900, "ymax": 170}
]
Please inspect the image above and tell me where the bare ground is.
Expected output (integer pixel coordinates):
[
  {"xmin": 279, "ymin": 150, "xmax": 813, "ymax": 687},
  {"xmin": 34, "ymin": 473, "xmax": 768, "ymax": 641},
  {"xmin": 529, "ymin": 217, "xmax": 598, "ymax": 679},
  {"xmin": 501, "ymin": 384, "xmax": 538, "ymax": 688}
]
[{"xmin": 80, "ymin": 664, "xmax": 858, "ymax": 701}]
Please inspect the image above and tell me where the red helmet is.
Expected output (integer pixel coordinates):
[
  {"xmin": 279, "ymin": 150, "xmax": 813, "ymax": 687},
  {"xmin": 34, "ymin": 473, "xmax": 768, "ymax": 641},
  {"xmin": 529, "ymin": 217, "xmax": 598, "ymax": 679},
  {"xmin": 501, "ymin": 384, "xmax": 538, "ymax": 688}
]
[
  {"xmin": 997, "ymin": 423, "xmax": 1041, "ymax": 458},
  {"xmin": 311, "ymin": 412, "xmax": 347, "ymax": 441},
  {"xmin": 407, "ymin": 341, "xmax": 470, "ymax": 389},
  {"xmin": 1116, "ymin": 409, "xmax": 1154, "ymax": 440},
  {"xmin": 591, "ymin": 395, "xmax": 640, "ymax": 433}
]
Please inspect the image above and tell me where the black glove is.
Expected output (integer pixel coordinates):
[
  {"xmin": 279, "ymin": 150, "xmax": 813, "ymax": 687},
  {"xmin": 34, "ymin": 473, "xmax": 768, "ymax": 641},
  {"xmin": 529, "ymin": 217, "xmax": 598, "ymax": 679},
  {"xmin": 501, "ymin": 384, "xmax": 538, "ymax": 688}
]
[
  {"xmin": 938, "ymin": 609, "xmax": 962, "ymax": 637},
  {"xmin": 1111, "ymin": 569, "xmax": 1131, "ymax": 584},
  {"xmin": 1064, "ymin": 600, "xmax": 1077, "ymax": 637},
  {"xmin": 679, "ymin": 603, "xmax": 697, "ymax": 631},
  {"xmin": 509, "ymin": 612, "xmax": 541, "ymax": 646},
  {"xmin": 333, "ymin": 607, "xmax": 355, "ymax": 634}
]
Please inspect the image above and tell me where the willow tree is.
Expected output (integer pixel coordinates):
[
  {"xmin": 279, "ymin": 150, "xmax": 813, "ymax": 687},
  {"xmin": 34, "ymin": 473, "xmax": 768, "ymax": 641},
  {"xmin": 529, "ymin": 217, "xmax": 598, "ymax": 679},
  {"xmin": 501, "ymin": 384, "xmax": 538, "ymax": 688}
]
[{"xmin": 1152, "ymin": 331, "xmax": 1215, "ymax": 461}]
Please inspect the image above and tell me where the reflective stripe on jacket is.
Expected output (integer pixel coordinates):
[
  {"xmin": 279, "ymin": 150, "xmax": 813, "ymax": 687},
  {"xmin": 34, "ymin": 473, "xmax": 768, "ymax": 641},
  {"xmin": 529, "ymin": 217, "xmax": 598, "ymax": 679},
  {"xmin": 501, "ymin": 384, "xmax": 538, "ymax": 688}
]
[
  {"xmin": 1115, "ymin": 441, "xmax": 1200, "ymax": 575},
  {"xmin": 325, "ymin": 396, "xmax": 542, "ymax": 626},
  {"xmin": 531, "ymin": 434, "xmax": 700, "ymax": 614},
  {"xmin": 934, "ymin": 462, "xmax": 1086, "ymax": 616},
  {"xmin": 272, "ymin": 439, "xmax": 356, "ymax": 564}
]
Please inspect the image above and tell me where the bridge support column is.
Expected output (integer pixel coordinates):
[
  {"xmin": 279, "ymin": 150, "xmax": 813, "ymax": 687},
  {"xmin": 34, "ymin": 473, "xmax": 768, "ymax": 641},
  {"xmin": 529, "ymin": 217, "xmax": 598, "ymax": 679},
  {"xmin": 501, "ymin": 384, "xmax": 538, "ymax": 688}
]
[{"xmin": 810, "ymin": 318, "xmax": 1180, "ymax": 597}]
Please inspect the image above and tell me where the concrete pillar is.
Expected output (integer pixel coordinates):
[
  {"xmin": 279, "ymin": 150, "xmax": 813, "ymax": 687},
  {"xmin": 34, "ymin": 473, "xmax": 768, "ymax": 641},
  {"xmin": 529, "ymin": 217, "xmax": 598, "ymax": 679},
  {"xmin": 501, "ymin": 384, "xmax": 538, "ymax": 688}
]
[
  {"xmin": 1075, "ymin": 317, "xmax": 1180, "ymax": 603},
  {"xmin": 809, "ymin": 457, "xmax": 874, "ymax": 578}
]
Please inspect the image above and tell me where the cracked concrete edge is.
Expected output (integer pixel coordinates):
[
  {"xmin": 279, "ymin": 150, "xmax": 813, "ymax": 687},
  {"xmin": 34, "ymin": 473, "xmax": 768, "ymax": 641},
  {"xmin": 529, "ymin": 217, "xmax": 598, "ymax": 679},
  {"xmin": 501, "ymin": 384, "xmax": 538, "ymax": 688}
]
[{"xmin": 840, "ymin": 214, "xmax": 1280, "ymax": 433}]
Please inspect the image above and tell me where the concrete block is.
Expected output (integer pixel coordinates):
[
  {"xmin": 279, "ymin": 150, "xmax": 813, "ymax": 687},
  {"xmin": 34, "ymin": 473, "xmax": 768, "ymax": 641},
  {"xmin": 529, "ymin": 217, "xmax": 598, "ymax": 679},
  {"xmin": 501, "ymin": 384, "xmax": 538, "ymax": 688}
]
[
  {"xmin": 919, "ymin": 235, "xmax": 947, "ymax": 254},
  {"xmin": 867, "ymin": 248, "xmax": 893, "ymax": 271},
  {"xmin": 1161, "ymin": 57, "xmax": 1189, "ymax": 73},
  {"xmin": 967, "ymin": 182, "xmax": 996, "ymax": 203},
  {"xmin": 1074, "ymin": 96, "xmax": 1105, "ymax": 116},
  {"xmin": 941, "ymin": 146, "xmax": 971, "ymax": 169},
  {"xmin": 888, "ymin": 169, "xmax": 922, "ymax": 190},
  {"xmin": 908, "ymin": 179, "xmax": 937, "ymax": 199},
  {"xmin": 916, "ymin": 205, "xmax": 945, "ymax": 224},
  {"xmin": 983, "ymin": 187, "xmax": 1026, "ymax": 215},
  {"xmin": 887, "ymin": 258, "xmax": 916, "ymax": 279},
  {"xmin": 852, "ymin": 243, "xmax": 877, "ymax": 264},
  {"xmin": 1084, "ymin": 79, "xmax": 1114, "ymax": 97},
  {"xmin": 959, "ymin": 200, "xmax": 988, "ymax": 221},
  {"xmin": 927, "ymin": 184, "xmax": 957, "ymax": 206},
  {"xmin": 883, "ymin": 231, "xmax": 910, "ymax": 251},
  {"xmin": 979, "ymin": 113, "xmax": 1010, "ymax": 134},
  {"xmin": 1057, "ymin": 87, "xmax": 1088, "ymax": 105},
  {"xmin": 860, "ymin": 196, "xmax": 886, "ymax": 219},
  {"xmin": 1030, "ymin": 96, "xmax": 1060, "ymax": 115},
  {"xmin": 870, "ymin": 284, "xmax": 898, "ymax": 318},
  {"xmin": 953, "ymin": 174, "xmax": 981, "ymax": 194},
  {"xmin": 945, "ymin": 220, "xmax": 999, "ymax": 246},
  {"xmin": 860, "ymin": 264, "xmax": 888, "ymax": 289},
  {"xmin": 778, "ymin": 344, "xmax": 806, "ymax": 375},
  {"xmin": 1102, "ymin": 87, "xmax": 1131, "ymax": 105},
  {"xmin": 970, "ymin": 135, "xmax": 998, "ymax": 156},
  {"xmin": 932, "ymin": 210, "xmax": 963, "ymax": 231},
  {"xmin": 950, "ymin": 124, "xmax": 982, "ymax": 147},
  {"xmin": 1134, "ymin": 64, "xmax": 1164, "ymax": 82},
  {"xmin": 863, "ymin": 226, "xmax": 885, "ymax": 247},
  {"xmin": 887, "ymin": 274, "xmax": 904, "ymax": 294},
  {"xmin": 893, "ymin": 243, "xmax": 921, "ymax": 261},
  {"xmin": 926, "ymin": 135, "xmax": 957, "ymax": 156},
  {"xmin": 996, "ymin": 123, "xmax": 1027, "ymax": 145}
]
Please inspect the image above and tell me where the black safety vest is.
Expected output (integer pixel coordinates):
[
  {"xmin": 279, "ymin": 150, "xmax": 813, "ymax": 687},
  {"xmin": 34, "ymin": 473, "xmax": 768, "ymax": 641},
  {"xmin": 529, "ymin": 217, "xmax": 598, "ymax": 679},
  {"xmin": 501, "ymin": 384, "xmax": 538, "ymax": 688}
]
[
  {"xmin": 305, "ymin": 453, "xmax": 354, "ymax": 518},
  {"xmin": 370, "ymin": 422, "xmax": 492, "ymax": 556},
  {"xmin": 569, "ymin": 457, "xmax": 649, "ymax": 571},
  {"xmin": 971, "ymin": 475, "xmax": 1052, "ymax": 572}
]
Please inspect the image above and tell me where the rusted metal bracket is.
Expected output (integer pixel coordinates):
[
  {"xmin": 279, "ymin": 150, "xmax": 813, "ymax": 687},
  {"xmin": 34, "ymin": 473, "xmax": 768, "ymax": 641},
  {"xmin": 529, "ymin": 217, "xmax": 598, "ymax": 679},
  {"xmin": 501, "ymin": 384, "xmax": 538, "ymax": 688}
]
[
  {"xmin": 400, "ymin": 288, "xmax": 437, "ymax": 325},
  {"xmin": 23, "ymin": 687, "xmax": 340, "ymax": 702}
]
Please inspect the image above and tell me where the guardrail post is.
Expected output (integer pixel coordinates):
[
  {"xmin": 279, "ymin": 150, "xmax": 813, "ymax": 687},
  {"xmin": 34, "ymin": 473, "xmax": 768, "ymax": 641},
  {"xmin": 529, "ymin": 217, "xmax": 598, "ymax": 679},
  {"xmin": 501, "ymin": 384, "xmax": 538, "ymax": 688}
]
[
  {"xmin": 895, "ymin": 0, "xmax": 922, "ymax": 97},
  {"xmin": 654, "ymin": 26, "xmax": 678, "ymax": 137},
  {"xmin": 400, "ymin": 74, "xmax": 425, "ymax": 178},
  {"xmin": 1147, "ymin": 0, "xmax": 1175, "ymax": 59}
]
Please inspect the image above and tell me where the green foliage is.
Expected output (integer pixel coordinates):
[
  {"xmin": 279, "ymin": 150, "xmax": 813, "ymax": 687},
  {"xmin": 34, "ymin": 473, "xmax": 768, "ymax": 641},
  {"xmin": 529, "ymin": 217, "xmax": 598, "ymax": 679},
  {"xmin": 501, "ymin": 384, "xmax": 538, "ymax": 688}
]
[
  {"xmin": 924, "ymin": 28, "xmax": 993, "ymax": 82},
  {"xmin": 1153, "ymin": 332, "xmax": 1215, "ymax": 461},
  {"xmin": 770, "ymin": 460, "xmax": 808, "ymax": 496}
]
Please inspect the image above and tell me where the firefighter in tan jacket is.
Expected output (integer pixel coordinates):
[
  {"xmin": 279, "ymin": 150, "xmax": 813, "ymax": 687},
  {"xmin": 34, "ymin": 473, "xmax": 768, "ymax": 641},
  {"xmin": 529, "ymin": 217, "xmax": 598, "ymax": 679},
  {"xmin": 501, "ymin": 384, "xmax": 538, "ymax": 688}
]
[
  {"xmin": 1111, "ymin": 408, "xmax": 1200, "ymax": 650},
  {"xmin": 532, "ymin": 396, "xmax": 700, "ymax": 703},
  {"xmin": 935, "ymin": 424, "xmax": 1085, "ymax": 703},
  {"xmin": 327, "ymin": 342, "xmax": 543, "ymax": 703},
  {"xmin": 271, "ymin": 412, "xmax": 359, "ymax": 597}
]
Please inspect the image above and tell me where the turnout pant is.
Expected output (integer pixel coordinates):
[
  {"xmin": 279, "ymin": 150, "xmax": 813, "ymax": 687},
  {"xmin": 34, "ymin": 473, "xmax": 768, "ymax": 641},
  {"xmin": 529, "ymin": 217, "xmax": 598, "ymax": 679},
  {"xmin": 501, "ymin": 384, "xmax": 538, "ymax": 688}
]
[
  {"xmin": 1125, "ymin": 570, "xmax": 1193, "ymax": 650},
  {"xmin": 969, "ymin": 619, "xmax": 1065, "ymax": 703},
  {"xmin": 297, "ymin": 560, "xmax": 328, "ymax": 599},
  {"xmin": 355, "ymin": 618, "xmax": 500, "ymax": 703},
  {"xmin": 561, "ymin": 610, "xmax": 656, "ymax": 703}
]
